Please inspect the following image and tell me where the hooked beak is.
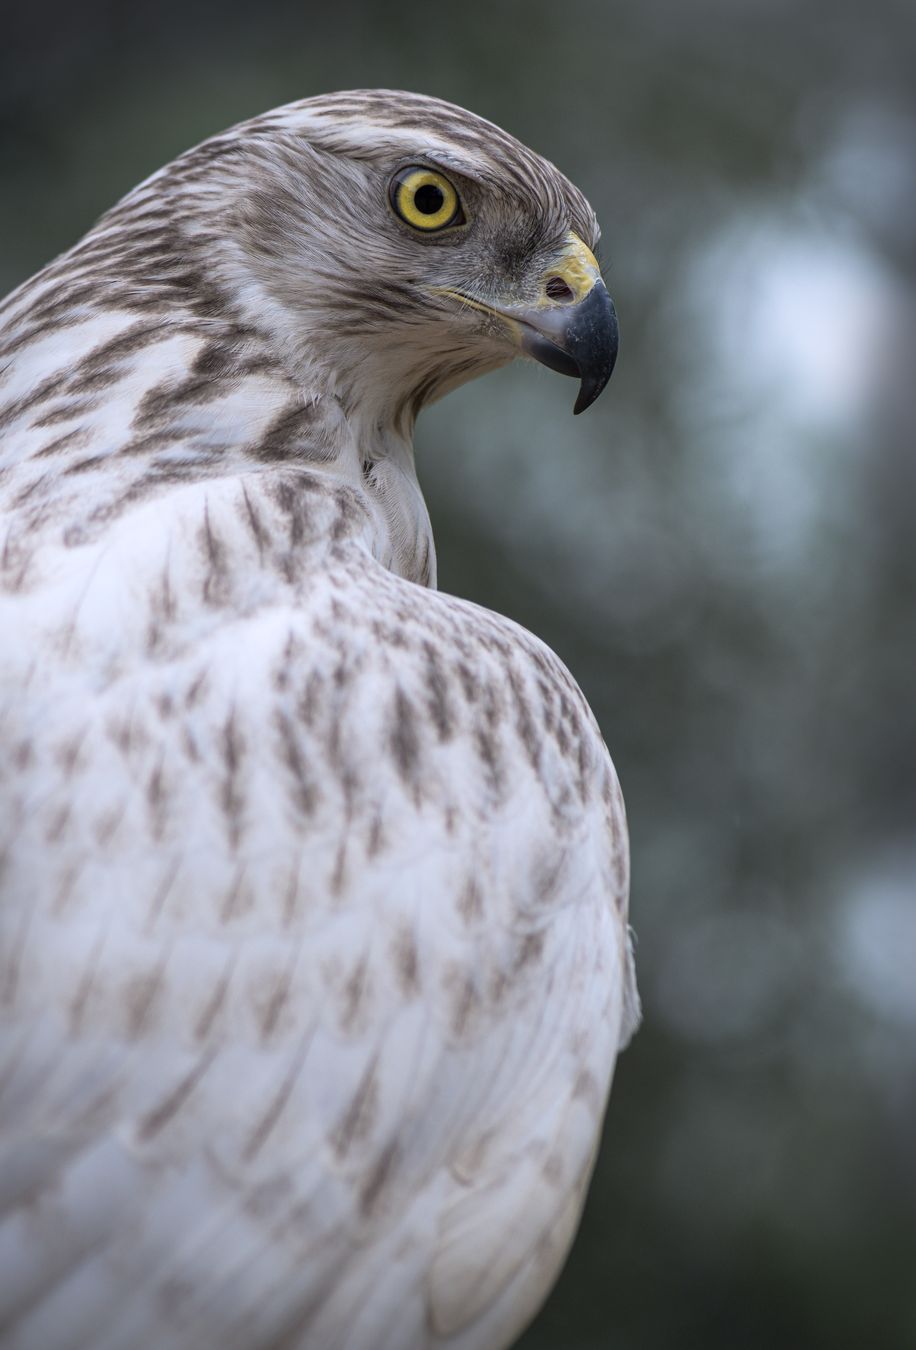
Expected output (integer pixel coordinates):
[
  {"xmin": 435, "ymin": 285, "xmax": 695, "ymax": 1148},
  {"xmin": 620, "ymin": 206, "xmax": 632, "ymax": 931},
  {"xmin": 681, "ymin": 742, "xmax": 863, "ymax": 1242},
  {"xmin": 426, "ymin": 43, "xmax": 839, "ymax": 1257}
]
[
  {"xmin": 434, "ymin": 233, "xmax": 618, "ymax": 414},
  {"xmin": 510, "ymin": 233, "xmax": 618, "ymax": 415},
  {"xmin": 516, "ymin": 276, "xmax": 619, "ymax": 414}
]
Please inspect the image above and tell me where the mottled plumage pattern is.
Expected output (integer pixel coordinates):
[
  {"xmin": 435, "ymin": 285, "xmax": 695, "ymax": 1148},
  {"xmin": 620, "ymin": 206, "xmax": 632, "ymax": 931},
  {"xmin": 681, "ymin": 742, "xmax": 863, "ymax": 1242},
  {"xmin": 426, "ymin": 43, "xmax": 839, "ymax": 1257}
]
[{"xmin": 0, "ymin": 91, "xmax": 637, "ymax": 1350}]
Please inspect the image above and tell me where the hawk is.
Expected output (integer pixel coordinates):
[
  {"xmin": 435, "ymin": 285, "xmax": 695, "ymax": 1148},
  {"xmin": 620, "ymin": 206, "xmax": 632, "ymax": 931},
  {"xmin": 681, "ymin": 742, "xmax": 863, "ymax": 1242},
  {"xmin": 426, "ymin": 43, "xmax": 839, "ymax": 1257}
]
[{"xmin": 0, "ymin": 91, "xmax": 638, "ymax": 1350}]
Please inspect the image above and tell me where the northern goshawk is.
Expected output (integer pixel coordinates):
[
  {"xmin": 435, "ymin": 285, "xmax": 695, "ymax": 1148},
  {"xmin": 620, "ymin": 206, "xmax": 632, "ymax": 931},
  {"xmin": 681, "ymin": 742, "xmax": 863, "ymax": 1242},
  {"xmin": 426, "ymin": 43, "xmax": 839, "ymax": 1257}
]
[{"xmin": 0, "ymin": 90, "xmax": 638, "ymax": 1350}]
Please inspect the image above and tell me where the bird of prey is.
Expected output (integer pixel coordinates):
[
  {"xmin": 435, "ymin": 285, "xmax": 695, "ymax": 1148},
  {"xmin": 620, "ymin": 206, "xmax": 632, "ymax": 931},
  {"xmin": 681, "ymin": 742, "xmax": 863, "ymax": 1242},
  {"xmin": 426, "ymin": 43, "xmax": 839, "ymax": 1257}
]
[{"xmin": 0, "ymin": 90, "xmax": 638, "ymax": 1350}]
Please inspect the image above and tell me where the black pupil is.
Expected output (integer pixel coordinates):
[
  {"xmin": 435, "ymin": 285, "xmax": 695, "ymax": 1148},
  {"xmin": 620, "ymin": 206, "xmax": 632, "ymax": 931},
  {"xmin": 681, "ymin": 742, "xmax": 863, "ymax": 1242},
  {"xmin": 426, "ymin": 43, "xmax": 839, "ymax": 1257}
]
[{"xmin": 414, "ymin": 183, "xmax": 445, "ymax": 215}]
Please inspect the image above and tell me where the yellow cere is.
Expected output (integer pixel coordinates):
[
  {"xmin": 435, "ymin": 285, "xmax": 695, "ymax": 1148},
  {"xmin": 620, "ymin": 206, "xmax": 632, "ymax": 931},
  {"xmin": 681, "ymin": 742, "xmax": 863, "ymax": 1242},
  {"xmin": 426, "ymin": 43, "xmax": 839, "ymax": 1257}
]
[
  {"xmin": 541, "ymin": 233, "xmax": 601, "ymax": 305},
  {"xmin": 392, "ymin": 168, "xmax": 460, "ymax": 232}
]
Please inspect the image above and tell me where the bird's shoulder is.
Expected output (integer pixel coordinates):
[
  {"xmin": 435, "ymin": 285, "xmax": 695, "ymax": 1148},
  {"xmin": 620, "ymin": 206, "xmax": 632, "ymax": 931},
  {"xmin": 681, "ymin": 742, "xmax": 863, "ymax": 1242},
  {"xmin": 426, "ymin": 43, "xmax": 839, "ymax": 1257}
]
[{"xmin": 3, "ymin": 460, "xmax": 631, "ymax": 1031}]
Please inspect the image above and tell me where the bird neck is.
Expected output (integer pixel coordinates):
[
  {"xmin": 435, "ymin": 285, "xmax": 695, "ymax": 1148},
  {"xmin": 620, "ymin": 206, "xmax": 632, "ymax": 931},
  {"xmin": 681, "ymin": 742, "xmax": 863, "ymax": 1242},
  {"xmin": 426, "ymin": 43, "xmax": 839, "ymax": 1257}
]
[
  {"xmin": 0, "ymin": 285, "xmax": 437, "ymax": 590},
  {"xmin": 194, "ymin": 286, "xmax": 449, "ymax": 587}
]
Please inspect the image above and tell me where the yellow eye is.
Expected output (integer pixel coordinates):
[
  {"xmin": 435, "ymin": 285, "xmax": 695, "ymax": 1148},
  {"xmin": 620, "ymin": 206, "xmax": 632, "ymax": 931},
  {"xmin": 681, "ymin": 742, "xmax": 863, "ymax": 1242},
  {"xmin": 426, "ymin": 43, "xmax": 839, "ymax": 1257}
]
[{"xmin": 389, "ymin": 167, "xmax": 464, "ymax": 232}]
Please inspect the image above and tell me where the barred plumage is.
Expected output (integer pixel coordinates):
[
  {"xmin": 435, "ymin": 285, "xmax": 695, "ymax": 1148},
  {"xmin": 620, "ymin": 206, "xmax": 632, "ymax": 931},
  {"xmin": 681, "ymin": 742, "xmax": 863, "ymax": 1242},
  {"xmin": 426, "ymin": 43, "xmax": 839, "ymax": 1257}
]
[{"xmin": 0, "ymin": 90, "xmax": 636, "ymax": 1350}]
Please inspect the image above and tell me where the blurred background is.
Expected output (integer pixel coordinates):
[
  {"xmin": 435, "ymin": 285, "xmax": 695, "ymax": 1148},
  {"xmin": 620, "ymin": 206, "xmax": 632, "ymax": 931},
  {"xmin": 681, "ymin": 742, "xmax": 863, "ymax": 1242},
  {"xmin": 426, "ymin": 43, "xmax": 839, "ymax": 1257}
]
[{"xmin": 3, "ymin": 0, "xmax": 915, "ymax": 1345}]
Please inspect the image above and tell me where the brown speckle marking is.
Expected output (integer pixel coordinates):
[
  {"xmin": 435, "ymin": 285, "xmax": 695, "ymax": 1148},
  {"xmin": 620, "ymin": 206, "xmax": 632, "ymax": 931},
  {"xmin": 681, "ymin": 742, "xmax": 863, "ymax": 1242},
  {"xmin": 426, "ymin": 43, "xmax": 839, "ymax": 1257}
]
[
  {"xmin": 513, "ymin": 929, "xmax": 546, "ymax": 972},
  {"xmin": 145, "ymin": 618, "xmax": 163, "ymax": 656},
  {"xmin": 572, "ymin": 1069, "xmax": 601, "ymax": 1112},
  {"xmin": 137, "ymin": 1050, "xmax": 215, "ymax": 1141},
  {"xmin": 332, "ymin": 1060, "xmax": 379, "ymax": 1159},
  {"xmin": 338, "ymin": 957, "xmax": 370, "ymax": 1032},
  {"xmin": 331, "ymin": 840, "xmax": 347, "ymax": 897},
  {"xmin": 608, "ymin": 792, "xmax": 625, "ymax": 850},
  {"xmin": 199, "ymin": 503, "xmax": 229, "ymax": 607},
  {"xmin": 108, "ymin": 713, "xmax": 134, "ymax": 755},
  {"xmin": 125, "ymin": 955, "xmax": 169, "ymax": 1038},
  {"xmin": 1, "ymin": 907, "xmax": 31, "ymax": 1011},
  {"xmin": 220, "ymin": 707, "xmax": 245, "ymax": 849},
  {"xmin": 185, "ymin": 667, "xmax": 209, "ymax": 708},
  {"xmin": 359, "ymin": 1141, "xmax": 399, "ymax": 1218},
  {"xmin": 154, "ymin": 562, "xmax": 177, "ymax": 625},
  {"xmin": 144, "ymin": 861, "xmax": 180, "ymax": 932},
  {"xmin": 258, "ymin": 956, "xmax": 297, "ymax": 1041},
  {"xmin": 392, "ymin": 926, "xmax": 419, "ymax": 996},
  {"xmin": 390, "ymin": 687, "xmax": 420, "ymax": 786},
  {"xmin": 10, "ymin": 473, "xmax": 47, "ymax": 508},
  {"xmin": 366, "ymin": 812, "xmax": 385, "ymax": 858},
  {"xmin": 274, "ymin": 710, "xmax": 319, "ymax": 819},
  {"xmin": 253, "ymin": 401, "xmax": 320, "ymax": 464},
  {"xmin": 220, "ymin": 869, "xmax": 250, "ymax": 923},
  {"xmin": 45, "ymin": 803, "xmax": 71, "ymax": 843},
  {"xmin": 474, "ymin": 724, "xmax": 504, "ymax": 797},
  {"xmin": 542, "ymin": 1152, "xmax": 564, "ymax": 1186},
  {"xmin": 282, "ymin": 866, "xmax": 303, "ymax": 927},
  {"xmin": 488, "ymin": 965, "xmax": 510, "ymax": 1006},
  {"xmin": 155, "ymin": 692, "xmax": 175, "ymax": 720},
  {"xmin": 195, "ymin": 959, "xmax": 235, "ymax": 1041},
  {"xmin": 576, "ymin": 735, "xmax": 592, "ymax": 800},
  {"xmin": 34, "ymin": 427, "xmax": 91, "ymax": 460},
  {"xmin": 240, "ymin": 482, "xmax": 267, "ymax": 556},
  {"xmin": 13, "ymin": 739, "xmax": 33, "ymax": 771},
  {"xmin": 146, "ymin": 757, "xmax": 168, "ymax": 839},
  {"xmin": 296, "ymin": 666, "xmax": 322, "ymax": 723},
  {"xmin": 56, "ymin": 729, "xmax": 87, "ymax": 777},
  {"xmin": 531, "ymin": 849, "xmax": 568, "ymax": 906},
  {"xmin": 243, "ymin": 1032, "xmax": 312, "ymax": 1162},
  {"xmin": 457, "ymin": 877, "xmax": 484, "ymax": 926},
  {"xmin": 613, "ymin": 847, "xmax": 627, "ymax": 896},
  {"xmin": 444, "ymin": 965, "xmax": 478, "ymax": 1039},
  {"xmin": 52, "ymin": 862, "xmax": 81, "ymax": 916},
  {"xmin": 1, "ymin": 539, "xmax": 33, "ymax": 594},
  {"xmin": 423, "ymin": 640, "xmax": 454, "ymax": 741},
  {"xmin": 456, "ymin": 662, "xmax": 478, "ymax": 703},
  {"xmin": 63, "ymin": 453, "xmax": 106, "ymax": 476},
  {"xmin": 507, "ymin": 668, "xmax": 541, "ymax": 769}
]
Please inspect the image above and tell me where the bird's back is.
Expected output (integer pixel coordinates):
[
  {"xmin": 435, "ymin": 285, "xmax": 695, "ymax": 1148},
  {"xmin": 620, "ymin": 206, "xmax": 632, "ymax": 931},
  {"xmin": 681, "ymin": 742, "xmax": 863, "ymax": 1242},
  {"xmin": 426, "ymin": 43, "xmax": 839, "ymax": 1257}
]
[{"xmin": 0, "ymin": 454, "xmax": 634, "ymax": 1349}]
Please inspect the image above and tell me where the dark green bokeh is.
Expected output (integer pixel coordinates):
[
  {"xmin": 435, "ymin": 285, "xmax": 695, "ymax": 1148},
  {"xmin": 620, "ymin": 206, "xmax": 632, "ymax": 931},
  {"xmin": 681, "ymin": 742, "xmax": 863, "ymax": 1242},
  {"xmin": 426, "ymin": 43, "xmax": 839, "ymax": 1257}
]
[{"xmin": 3, "ymin": 2, "xmax": 915, "ymax": 1345}]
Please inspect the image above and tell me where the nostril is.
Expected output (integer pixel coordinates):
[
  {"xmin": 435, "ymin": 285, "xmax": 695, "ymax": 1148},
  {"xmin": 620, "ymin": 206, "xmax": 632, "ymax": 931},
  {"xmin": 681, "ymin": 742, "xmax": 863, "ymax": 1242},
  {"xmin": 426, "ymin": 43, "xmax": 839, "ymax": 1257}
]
[{"xmin": 545, "ymin": 275, "xmax": 575, "ymax": 303}]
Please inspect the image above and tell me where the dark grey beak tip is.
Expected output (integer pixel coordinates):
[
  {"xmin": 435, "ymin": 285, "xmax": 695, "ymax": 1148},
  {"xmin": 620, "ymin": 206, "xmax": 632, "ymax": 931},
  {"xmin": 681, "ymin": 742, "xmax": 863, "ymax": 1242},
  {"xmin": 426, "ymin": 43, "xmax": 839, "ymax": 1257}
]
[{"xmin": 570, "ymin": 284, "xmax": 619, "ymax": 415}]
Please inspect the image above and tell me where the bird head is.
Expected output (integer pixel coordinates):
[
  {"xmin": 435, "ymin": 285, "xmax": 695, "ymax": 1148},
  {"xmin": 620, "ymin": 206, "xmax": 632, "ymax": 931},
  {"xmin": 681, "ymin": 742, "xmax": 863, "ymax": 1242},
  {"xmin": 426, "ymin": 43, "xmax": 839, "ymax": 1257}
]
[{"xmin": 182, "ymin": 91, "xmax": 618, "ymax": 430}]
